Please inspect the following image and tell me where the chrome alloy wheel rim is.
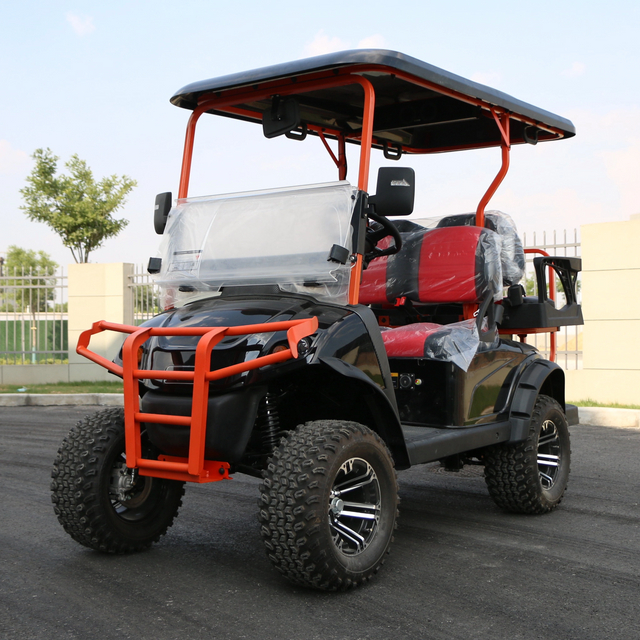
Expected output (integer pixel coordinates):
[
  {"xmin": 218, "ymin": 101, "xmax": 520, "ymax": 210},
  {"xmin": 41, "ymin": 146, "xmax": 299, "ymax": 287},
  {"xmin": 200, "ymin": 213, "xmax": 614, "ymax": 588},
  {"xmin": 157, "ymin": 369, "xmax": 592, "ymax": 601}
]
[
  {"xmin": 537, "ymin": 419, "xmax": 562, "ymax": 490},
  {"xmin": 329, "ymin": 457, "xmax": 381, "ymax": 556}
]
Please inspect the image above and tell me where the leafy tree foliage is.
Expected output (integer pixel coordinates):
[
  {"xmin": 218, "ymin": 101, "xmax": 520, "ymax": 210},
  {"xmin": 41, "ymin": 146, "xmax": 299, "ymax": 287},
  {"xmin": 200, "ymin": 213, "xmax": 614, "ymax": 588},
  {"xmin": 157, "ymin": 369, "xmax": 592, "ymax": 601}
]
[
  {"xmin": 0, "ymin": 246, "xmax": 58, "ymax": 313},
  {"xmin": 20, "ymin": 148, "xmax": 136, "ymax": 263}
]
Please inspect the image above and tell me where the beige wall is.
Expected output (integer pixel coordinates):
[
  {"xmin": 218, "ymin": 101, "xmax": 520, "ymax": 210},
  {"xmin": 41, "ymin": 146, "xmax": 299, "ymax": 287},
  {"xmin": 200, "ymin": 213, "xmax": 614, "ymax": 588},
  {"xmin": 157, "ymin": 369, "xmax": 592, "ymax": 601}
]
[
  {"xmin": 565, "ymin": 215, "xmax": 640, "ymax": 405},
  {"xmin": 67, "ymin": 263, "xmax": 134, "ymax": 382}
]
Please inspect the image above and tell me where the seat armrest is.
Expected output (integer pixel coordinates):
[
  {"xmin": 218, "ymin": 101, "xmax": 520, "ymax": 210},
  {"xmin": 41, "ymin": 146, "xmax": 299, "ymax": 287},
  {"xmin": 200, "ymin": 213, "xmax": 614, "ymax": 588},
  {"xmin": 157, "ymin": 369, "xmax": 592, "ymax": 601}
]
[{"xmin": 533, "ymin": 256, "xmax": 581, "ymax": 306}]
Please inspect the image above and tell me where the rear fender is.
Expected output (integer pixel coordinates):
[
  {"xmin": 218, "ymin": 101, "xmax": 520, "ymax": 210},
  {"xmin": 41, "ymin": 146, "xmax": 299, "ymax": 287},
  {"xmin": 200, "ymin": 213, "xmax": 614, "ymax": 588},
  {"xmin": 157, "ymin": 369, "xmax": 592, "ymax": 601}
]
[{"xmin": 508, "ymin": 359, "xmax": 565, "ymax": 442}]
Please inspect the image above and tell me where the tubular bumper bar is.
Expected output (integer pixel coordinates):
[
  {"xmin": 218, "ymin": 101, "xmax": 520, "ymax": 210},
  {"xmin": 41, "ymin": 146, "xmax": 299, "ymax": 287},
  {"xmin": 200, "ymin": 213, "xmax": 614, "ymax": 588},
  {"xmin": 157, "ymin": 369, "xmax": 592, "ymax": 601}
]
[{"xmin": 77, "ymin": 317, "xmax": 319, "ymax": 483}]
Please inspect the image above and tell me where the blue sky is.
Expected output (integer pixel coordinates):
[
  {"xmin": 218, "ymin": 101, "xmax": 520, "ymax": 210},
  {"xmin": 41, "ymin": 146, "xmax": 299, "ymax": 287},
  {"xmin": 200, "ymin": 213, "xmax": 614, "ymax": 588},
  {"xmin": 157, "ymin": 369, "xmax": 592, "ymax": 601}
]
[{"xmin": 1, "ymin": 1, "xmax": 639, "ymax": 268}]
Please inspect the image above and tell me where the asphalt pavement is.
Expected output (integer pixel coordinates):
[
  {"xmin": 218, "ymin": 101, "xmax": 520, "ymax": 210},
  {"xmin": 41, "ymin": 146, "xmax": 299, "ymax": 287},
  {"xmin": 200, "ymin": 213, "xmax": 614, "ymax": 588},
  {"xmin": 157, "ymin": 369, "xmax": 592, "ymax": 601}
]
[{"xmin": 1, "ymin": 405, "xmax": 639, "ymax": 640}]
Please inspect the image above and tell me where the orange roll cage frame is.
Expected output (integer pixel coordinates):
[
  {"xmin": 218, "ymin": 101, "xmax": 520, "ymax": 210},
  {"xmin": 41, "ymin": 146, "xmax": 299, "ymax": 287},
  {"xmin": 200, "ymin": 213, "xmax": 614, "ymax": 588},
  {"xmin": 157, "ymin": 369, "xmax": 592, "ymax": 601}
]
[
  {"xmin": 77, "ymin": 317, "xmax": 318, "ymax": 482},
  {"xmin": 175, "ymin": 67, "xmax": 520, "ymax": 307}
]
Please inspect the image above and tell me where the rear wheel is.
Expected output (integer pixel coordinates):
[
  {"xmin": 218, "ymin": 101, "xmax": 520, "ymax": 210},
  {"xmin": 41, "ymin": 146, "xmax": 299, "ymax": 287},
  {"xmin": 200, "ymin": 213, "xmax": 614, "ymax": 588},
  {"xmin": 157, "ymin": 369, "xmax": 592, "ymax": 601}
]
[
  {"xmin": 51, "ymin": 408, "xmax": 185, "ymax": 553},
  {"xmin": 259, "ymin": 420, "xmax": 398, "ymax": 590},
  {"xmin": 484, "ymin": 395, "xmax": 571, "ymax": 514}
]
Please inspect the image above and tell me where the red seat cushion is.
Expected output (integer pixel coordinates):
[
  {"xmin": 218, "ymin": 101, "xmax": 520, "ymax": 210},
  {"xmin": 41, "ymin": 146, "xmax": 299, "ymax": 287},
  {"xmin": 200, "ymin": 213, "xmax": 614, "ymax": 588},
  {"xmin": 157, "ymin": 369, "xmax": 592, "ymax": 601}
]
[{"xmin": 381, "ymin": 323, "xmax": 443, "ymax": 357}]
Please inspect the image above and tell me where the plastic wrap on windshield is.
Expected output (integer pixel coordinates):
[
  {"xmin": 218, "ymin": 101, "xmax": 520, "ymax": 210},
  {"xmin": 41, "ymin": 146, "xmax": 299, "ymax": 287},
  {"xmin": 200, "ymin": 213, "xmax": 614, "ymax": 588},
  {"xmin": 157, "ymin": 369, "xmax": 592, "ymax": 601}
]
[
  {"xmin": 382, "ymin": 318, "xmax": 480, "ymax": 371},
  {"xmin": 155, "ymin": 181, "xmax": 357, "ymax": 307}
]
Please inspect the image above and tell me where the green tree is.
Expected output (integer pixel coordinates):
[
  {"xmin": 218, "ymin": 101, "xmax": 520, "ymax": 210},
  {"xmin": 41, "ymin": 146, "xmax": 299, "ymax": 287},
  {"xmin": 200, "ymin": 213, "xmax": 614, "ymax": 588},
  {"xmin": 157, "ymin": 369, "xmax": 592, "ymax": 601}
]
[
  {"xmin": 20, "ymin": 148, "xmax": 136, "ymax": 263},
  {"xmin": 0, "ymin": 246, "xmax": 58, "ymax": 313}
]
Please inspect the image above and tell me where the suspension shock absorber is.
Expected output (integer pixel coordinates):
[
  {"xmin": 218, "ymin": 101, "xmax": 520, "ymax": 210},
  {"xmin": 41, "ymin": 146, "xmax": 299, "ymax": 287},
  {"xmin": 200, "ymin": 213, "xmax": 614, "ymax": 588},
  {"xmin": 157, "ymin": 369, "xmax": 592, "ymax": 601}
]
[{"xmin": 258, "ymin": 391, "xmax": 282, "ymax": 452}]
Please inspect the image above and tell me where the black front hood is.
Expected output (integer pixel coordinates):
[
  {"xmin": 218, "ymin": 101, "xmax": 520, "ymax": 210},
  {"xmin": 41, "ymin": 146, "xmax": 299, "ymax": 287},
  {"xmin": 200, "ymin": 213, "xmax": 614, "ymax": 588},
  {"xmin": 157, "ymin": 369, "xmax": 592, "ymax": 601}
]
[{"xmin": 136, "ymin": 293, "xmax": 352, "ymax": 394}]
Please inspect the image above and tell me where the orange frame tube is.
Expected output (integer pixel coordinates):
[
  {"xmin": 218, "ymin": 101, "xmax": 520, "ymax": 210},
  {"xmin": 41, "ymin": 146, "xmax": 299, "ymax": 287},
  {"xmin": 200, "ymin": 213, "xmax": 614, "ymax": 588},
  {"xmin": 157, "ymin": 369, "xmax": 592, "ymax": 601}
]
[
  {"xmin": 77, "ymin": 317, "xmax": 318, "ymax": 482},
  {"xmin": 178, "ymin": 74, "xmax": 376, "ymax": 198},
  {"xmin": 476, "ymin": 109, "xmax": 511, "ymax": 228}
]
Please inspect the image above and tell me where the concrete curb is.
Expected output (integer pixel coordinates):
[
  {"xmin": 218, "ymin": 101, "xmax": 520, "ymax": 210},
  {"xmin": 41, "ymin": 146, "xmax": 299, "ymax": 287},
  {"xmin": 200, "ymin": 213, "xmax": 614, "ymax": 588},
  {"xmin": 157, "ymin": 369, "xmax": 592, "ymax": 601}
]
[
  {"xmin": 0, "ymin": 394, "xmax": 124, "ymax": 407},
  {"xmin": 576, "ymin": 406, "xmax": 640, "ymax": 429},
  {"xmin": 0, "ymin": 394, "xmax": 638, "ymax": 429}
]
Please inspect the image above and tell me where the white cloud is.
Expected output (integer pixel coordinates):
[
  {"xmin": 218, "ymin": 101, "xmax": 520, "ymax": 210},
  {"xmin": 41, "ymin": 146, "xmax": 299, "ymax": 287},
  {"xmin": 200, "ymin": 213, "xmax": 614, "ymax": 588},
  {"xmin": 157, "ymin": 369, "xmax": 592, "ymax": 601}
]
[
  {"xmin": 66, "ymin": 12, "xmax": 95, "ymax": 37},
  {"xmin": 471, "ymin": 71, "xmax": 502, "ymax": 87},
  {"xmin": 562, "ymin": 62, "xmax": 586, "ymax": 78},
  {"xmin": 357, "ymin": 34, "xmax": 387, "ymax": 49},
  {"xmin": 602, "ymin": 137, "xmax": 640, "ymax": 217},
  {"xmin": 302, "ymin": 30, "xmax": 348, "ymax": 57},
  {"xmin": 0, "ymin": 140, "xmax": 29, "ymax": 174},
  {"xmin": 302, "ymin": 32, "xmax": 387, "ymax": 58}
]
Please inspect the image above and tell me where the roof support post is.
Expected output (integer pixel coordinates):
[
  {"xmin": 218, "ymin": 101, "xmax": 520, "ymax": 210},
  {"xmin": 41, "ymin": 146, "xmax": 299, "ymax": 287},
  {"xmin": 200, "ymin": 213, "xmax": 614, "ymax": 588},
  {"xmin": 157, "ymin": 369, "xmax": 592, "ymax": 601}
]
[{"xmin": 475, "ymin": 109, "xmax": 510, "ymax": 227}]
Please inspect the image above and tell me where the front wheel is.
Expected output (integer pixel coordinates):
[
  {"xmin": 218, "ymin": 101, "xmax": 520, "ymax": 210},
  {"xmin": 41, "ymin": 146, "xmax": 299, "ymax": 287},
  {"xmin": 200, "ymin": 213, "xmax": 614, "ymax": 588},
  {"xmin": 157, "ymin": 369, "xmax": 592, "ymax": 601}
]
[
  {"xmin": 51, "ymin": 408, "xmax": 185, "ymax": 553},
  {"xmin": 259, "ymin": 421, "xmax": 399, "ymax": 591},
  {"xmin": 484, "ymin": 395, "xmax": 571, "ymax": 514}
]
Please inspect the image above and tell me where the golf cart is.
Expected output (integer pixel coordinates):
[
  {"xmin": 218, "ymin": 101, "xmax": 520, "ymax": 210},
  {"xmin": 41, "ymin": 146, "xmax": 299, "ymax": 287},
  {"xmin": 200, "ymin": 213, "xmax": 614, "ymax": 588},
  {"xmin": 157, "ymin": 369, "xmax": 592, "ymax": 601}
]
[{"xmin": 52, "ymin": 50, "xmax": 583, "ymax": 591}]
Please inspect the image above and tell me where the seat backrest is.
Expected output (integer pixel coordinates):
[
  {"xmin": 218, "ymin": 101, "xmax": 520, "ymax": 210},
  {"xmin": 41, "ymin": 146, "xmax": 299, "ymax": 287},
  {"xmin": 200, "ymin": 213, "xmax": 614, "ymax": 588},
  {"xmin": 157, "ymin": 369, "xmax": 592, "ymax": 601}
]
[
  {"xmin": 436, "ymin": 210, "xmax": 525, "ymax": 286},
  {"xmin": 359, "ymin": 225, "xmax": 503, "ymax": 305}
]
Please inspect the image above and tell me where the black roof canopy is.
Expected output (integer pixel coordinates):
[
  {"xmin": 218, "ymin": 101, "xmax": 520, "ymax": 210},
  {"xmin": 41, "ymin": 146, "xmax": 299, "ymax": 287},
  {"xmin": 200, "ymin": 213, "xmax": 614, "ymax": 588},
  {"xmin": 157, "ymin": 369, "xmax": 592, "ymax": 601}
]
[{"xmin": 171, "ymin": 50, "xmax": 575, "ymax": 154}]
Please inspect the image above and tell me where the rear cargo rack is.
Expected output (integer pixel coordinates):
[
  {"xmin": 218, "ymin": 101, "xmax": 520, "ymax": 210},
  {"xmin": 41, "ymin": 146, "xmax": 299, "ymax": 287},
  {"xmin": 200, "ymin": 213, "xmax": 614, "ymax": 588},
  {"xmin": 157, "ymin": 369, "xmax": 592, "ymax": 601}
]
[{"xmin": 77, "ymin": 317, "xmax": 318, "ymax": 482}]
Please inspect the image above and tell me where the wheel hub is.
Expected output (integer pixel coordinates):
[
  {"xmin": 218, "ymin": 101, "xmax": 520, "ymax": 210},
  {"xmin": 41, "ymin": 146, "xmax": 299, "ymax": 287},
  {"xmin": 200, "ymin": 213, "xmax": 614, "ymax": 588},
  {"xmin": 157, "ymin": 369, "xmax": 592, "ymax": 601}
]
[
  {"xmin": 110, "ymin": 460, "xmax": 152, "ymax": 508},
  {"xmin": 330, "ymin": 497, "xmax": 345, "ymax": 516},
  {"xmin": 537, "ymin": 419, "xmax": 562, "ymax": 490},
  {"xmin": 329, "ymin": 457, "xmax": 381, "ymax": 556}
]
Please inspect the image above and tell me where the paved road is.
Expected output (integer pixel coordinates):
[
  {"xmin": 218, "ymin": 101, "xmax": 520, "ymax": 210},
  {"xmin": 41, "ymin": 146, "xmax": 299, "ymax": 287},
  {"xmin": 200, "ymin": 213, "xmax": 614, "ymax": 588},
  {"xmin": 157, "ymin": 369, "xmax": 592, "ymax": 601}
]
[{"xmin": 1, "ymin": 406, "xmax": 639, "ymax": 640}]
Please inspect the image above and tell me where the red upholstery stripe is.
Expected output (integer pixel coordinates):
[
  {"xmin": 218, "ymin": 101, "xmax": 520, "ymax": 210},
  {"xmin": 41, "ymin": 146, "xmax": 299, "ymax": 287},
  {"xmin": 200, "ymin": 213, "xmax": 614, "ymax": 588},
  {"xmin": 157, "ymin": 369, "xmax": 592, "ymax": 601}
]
[
  {"xmin": 358, "ymin": 254, "xmax": 390, "ymax": 304},
  {"xmin": 417, "ymin": 227, "xmax": 481, "ymax": 303}
]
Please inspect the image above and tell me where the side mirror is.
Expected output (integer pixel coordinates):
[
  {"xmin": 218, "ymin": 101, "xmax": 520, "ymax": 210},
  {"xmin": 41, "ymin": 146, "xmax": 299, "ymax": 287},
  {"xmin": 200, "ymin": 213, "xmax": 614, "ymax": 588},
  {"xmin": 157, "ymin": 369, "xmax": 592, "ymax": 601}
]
[
  {"xmin": 154, "ymin": 192, "xmax": 172, "ymax": 234},
  {"xmin": 368, "ymin": 167, "xmax": 415, "ymax": 216},
  {"xmin": 262, "ymin": 96, "xmax": 301, "ymax": 139}
]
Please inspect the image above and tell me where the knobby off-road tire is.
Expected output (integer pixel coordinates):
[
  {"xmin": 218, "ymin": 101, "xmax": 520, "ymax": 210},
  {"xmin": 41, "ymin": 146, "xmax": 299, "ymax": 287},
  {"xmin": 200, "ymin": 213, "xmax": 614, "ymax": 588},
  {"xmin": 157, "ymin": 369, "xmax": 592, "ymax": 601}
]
[
  {"xmin": 484, "ymin": 395, "xmax": 571, "ymax": 514},
  {"xmin": 51, "ymin": 408, "xmax": 185, "ymax": 553},
  {"xmin": 259, "ymin": 420, "xmax": 399, "ymax": 591}
]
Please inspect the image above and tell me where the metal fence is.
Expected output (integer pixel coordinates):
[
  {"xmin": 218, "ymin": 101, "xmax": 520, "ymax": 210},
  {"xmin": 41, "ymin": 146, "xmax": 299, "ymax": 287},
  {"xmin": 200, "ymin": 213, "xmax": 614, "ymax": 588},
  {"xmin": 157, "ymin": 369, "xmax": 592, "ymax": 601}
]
[
  {"xmin": 0, "ymin": 266, "xmax": 68, "ymax": 364},
  {"xmin": 521, "ymin": 229, "xmax": 582, "ymax": 369},
  {"xmin": 130, "ymin": 264, "xmax": 162, "ymax": 324}
]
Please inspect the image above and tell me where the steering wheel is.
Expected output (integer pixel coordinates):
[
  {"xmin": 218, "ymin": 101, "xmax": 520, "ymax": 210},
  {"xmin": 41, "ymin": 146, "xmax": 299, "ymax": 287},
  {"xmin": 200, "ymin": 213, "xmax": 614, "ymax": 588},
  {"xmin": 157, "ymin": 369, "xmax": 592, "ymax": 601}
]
[{"xmin": 365, "ymin": 210, "xmax": 403, "ymax": 263}]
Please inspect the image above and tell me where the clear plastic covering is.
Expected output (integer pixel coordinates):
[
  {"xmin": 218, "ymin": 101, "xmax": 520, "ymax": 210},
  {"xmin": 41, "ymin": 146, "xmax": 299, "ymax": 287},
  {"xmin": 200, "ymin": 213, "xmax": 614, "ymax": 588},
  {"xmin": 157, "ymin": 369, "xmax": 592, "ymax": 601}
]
[
  {"xmin": 431, "ymin": 210, "xmax": 525, "ymax": 287},
  {"xmin": 484, "ymin": 210, "xmax": 525, "ymax": 286},
  {"xmin": 155, "ymin": 181, "xmax": 358, "ymax": 307},
  {"xmin": 381, "ymin": 318, "xmax": 481, "ymax": 372},
  {"xmin": 361, "ymin": 223, "xmax": 503, "ymax": 304}
]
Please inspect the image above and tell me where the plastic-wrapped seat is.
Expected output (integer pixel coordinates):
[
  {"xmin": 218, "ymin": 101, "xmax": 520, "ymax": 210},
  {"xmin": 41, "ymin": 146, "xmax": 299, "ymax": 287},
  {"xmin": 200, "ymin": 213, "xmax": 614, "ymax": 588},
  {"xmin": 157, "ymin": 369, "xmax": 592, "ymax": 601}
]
[
  {"xmin": 436, "ymin": 210, "xmax": 525, "ymax": 286},
  {"xmin": 359, "ymin": 225, "xmax": 503, "ymax": 370}
]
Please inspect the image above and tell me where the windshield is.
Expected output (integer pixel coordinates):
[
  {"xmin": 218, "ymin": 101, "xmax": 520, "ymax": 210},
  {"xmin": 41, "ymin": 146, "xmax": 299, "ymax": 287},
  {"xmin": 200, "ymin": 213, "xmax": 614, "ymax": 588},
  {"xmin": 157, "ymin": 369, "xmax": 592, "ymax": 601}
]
[{"xmin": 156, "ymin": 181, "xmax": 358, "ymax": 307}]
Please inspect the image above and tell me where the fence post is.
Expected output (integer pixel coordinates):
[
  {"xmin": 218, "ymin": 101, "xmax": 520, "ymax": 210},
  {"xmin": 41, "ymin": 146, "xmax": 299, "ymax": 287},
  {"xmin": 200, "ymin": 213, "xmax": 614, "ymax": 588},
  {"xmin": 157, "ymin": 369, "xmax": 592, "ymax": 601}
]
[{"xmin": 68, "ymin": 263, "xmax": 134, "ymax": 382}]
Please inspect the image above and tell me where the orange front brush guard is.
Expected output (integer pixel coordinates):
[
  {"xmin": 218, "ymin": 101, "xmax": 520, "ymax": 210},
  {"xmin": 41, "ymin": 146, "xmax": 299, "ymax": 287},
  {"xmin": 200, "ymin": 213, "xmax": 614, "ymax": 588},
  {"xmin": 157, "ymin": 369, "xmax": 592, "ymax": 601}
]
[{"xmin": 77, "ymin": 316, "xmax": 319, "ymax": 483}]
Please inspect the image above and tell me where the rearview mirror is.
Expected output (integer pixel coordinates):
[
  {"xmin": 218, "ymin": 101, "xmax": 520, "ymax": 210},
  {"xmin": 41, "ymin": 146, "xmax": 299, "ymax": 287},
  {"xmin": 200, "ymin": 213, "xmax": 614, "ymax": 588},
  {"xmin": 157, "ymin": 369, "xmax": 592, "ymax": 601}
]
[
  {"xmin": 262, "ymin": 96, "xmax": 301, "ymax": 139},
  {"xmin": 154, "ymin": 192, "xmax": 172, "ymax": 234},
  {"xmin": 368, "ymin": 167, "xmax": 415, "ymax": 216}
]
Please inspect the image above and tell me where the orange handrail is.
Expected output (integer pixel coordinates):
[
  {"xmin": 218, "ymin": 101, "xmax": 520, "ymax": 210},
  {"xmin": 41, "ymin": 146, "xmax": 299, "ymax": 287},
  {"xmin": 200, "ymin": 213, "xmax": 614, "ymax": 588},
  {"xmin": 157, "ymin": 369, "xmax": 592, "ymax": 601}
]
[{"xmin": 77, "ymin": 316, "xmax": 318, "ymax": 482}]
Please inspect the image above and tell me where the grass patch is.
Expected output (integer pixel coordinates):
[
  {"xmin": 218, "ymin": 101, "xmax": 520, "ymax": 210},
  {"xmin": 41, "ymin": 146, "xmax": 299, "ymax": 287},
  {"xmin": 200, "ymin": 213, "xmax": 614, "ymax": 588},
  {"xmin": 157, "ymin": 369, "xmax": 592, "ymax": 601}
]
[
  {"xmin": 0, "ymin": 381, "xmax": 123, "ymax": 394},
  {"xmin": 569, "ymin": 399, "xmax": 640, "ymax": 410}
]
